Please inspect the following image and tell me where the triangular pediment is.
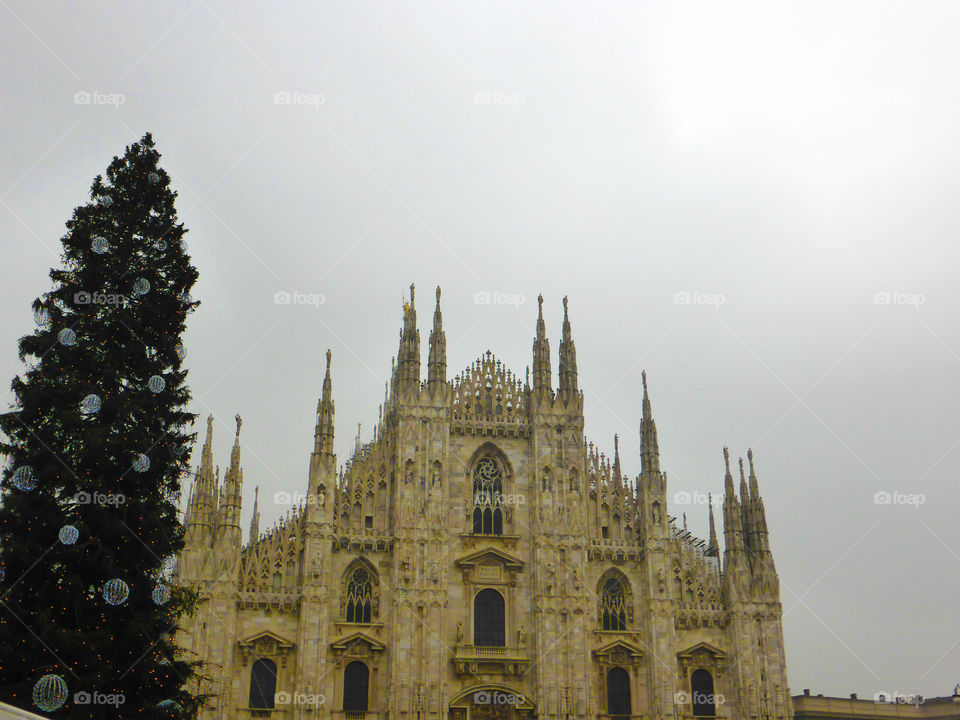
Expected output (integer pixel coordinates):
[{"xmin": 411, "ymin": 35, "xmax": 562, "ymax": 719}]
[
  {"xmin": 330, "ymin": 631, "xmax": 386, "ymax": 653},
  {"xmin": 238, "ymin": 630, "xmax": 294, "ymax": 650},
  {"xmin": 455, "ymin": 546, "xmax": 524, "ymax": 571},
  {"xmin": 677, "ymin": 640, "xmax": 726, "ymax": 659},
  {"xmin": 593, "ymin": 638, "xmax": 645, "ymax": 660}
]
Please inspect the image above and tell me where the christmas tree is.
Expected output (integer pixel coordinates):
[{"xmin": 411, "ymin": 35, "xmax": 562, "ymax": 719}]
[{"xmin": 0, "ymin": 133, "xmax": 205, "ymax": 717}]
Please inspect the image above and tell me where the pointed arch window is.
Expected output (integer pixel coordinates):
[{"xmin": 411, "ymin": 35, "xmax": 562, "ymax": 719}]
[
  {"xmin": 345, "ymin": 568, "xmax": 372, "ymax": 623},
  {"xmin": 691, "ymin": 669, "xmax": 716, "ymax": 716},
  {"xmin": 473, "ymin": 588, "xmax": 505, "ymax": 647},
  {"xmin": 343, "ymin": 661, "xmax": 369, "ymax": 712},
  {"xmin": 606, "ymin": 667, "xmax": 631, "ymax": 717},
  {"xmin": 249, "ymin": 658, "xmax": 277, "ymax": 709},
  {"xmin": 472, "ymin": 456, "xmax": 504, "ymax": 535},
  {"xmin": 601, "ymin": 577, "xmax": 627, "ymax": 631}
]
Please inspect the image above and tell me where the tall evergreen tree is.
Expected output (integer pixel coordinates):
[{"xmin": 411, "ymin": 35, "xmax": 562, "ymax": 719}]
[{"xmin": 0, "ymin": 133, "xmax": 204, "ymax": 717}]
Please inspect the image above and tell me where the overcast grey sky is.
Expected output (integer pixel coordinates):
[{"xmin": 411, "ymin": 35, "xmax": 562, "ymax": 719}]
[{"xmin": 2, "ymin": 0, "xmax": 959, "ymax": 701}]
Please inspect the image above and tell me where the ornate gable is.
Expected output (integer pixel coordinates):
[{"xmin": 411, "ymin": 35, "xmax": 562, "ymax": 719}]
[
  {"xmin": 677, "ymin": 640, "xmax": 726, "ymax": 660},
  {"xmin": 592, "ymin": 638, "xmax": 645, "ymax": 669},
  {"xmin": 455, "ymin": 547, "xmax": 524, "ymax": 586},
  {"xmin": 237, "ymin": 631, "xmax": 295, "ymax": 666},
  {"xmin": 451, "ymin": 352, "xmax": 528, "ymax": 436},
  {"xmin": 330, "ymin": 631, "xmax": 386, "ymax": 664}
]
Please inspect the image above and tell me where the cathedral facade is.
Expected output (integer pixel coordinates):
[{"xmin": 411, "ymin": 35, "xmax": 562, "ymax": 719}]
[{"xmin": 175, "ymin": 286, "xmax": 793, "ymax": 720}]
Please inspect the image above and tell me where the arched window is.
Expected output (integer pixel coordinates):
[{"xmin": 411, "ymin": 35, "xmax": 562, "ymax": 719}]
[
  {"xmin": 473, "ymin": 588, "xmax": 505, "ymax": 647},
  {"xmin": 249, "ymin": 658, "xmax": 277, "ymax": 709},
  {"xmin": 472, "ymin": 456, "xmax": 504, "ymax": 535},
  {"xmin": 691, "ymin": 669, "xmax": 716, "ymax": 716},
  {"xmin": 345, "ymin": 568, "xmax": 372, "ymax": 623},
  {"xmin": 606, "ymin": 667, "xmax": 631, "ymax": 717},
  {"xmin": 601, "ymin": 577, "xmax": 627, "ymax": 631},
  {"xmin": 343, "ymin": 661, "xmax": 369, "ymax": 712}
]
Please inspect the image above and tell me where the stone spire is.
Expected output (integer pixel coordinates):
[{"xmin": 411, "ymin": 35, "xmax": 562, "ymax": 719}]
[
  {"xmin": 218, "ymin": 414, "xmax": 244, "ymax": 536},
  {"xmin": 706, "ymin": 492, "xmax": 719, "ymax": 556},
  {"xmin": 314, "ymin": 350, "xmax": 335, "ymax": 457},
  {"xmin": 558, "ymin": 296, "xmax": 578, "ymax": 399},
  {"xmin": 195, "ymin": 414, "xmax": 218, "ymax": 532},
  {"xmin": 722, "ymin": 447, "xmax": 744, "ymax": 553},
  {"xmin": 309, "ymin": 350, "xmax": 336, "ymax": 508},
  {"xmin": 396, "ymin": 283, "xmax": 421, "ymax": 392},
  {"xmin": 748, "ymin": 448, "xmax": 770, "ymax": 553},
  {"xmin": 739, "ymin": 456, "xmax": 751, "ymax": 550},
  {"xmin": 639, "ymin": 371, "xmax": 660, "ymax": 476},
  {"xmin": 249, "ymin": 485, "xmax": 260, "ymax": 543},
  {"xmin": 612, "ymin": 434, "xmax": 622, "ymax": 485},
  {"xmin": 532, "ymin": 294, "xmax": 552, "ymax": 398},
  {"xmin": 427, "ymin": 285, "xmax": 446, "ymax": 387}
]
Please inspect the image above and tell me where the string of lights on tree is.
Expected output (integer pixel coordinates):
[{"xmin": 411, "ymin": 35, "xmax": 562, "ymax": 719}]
[{"xmin": 0, "ymin": 135, "xmax": 205, "ymax": 718}]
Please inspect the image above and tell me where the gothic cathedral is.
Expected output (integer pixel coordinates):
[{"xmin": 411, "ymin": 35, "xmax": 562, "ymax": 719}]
[{"xmin": 175, "ymin": 286, "xmax": 793, "ymax": 720}]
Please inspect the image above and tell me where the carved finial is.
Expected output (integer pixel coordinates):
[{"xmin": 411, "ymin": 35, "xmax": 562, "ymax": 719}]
[
  {"xmin": 739, "ymin": 456, "xmax": 745, "ymax": 478},
  {"xmin": 436, "ymin": 285, "xmax": 441, "ymax": 302},
  {"xmin": 562, "ymin": 295, "xmax": 568, "ymax": 314},
  {"xmin": 748, "ymin": 447, "xmax": 755, "ymax": 474},
  {"xmin": 410, "ymin": 283, "xmax": 415, "ymax": 302},
  {"xmin": 537, "ymin": 294, "xmax": 543, "ymax": 313},
  {"xmin": 325, "ymin": 348, "xmax": 331, "ymax": 371},
  {"xmin": 235, "ymin": 413, "xmax": 242, "ymax": 436},
  {"xmin": 723, "ymin": 446, "xmax": 730, "ymax": 471},
  {"xmin": 642, "ymin": 370, "xmax": 647, "ymax": 391}
]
